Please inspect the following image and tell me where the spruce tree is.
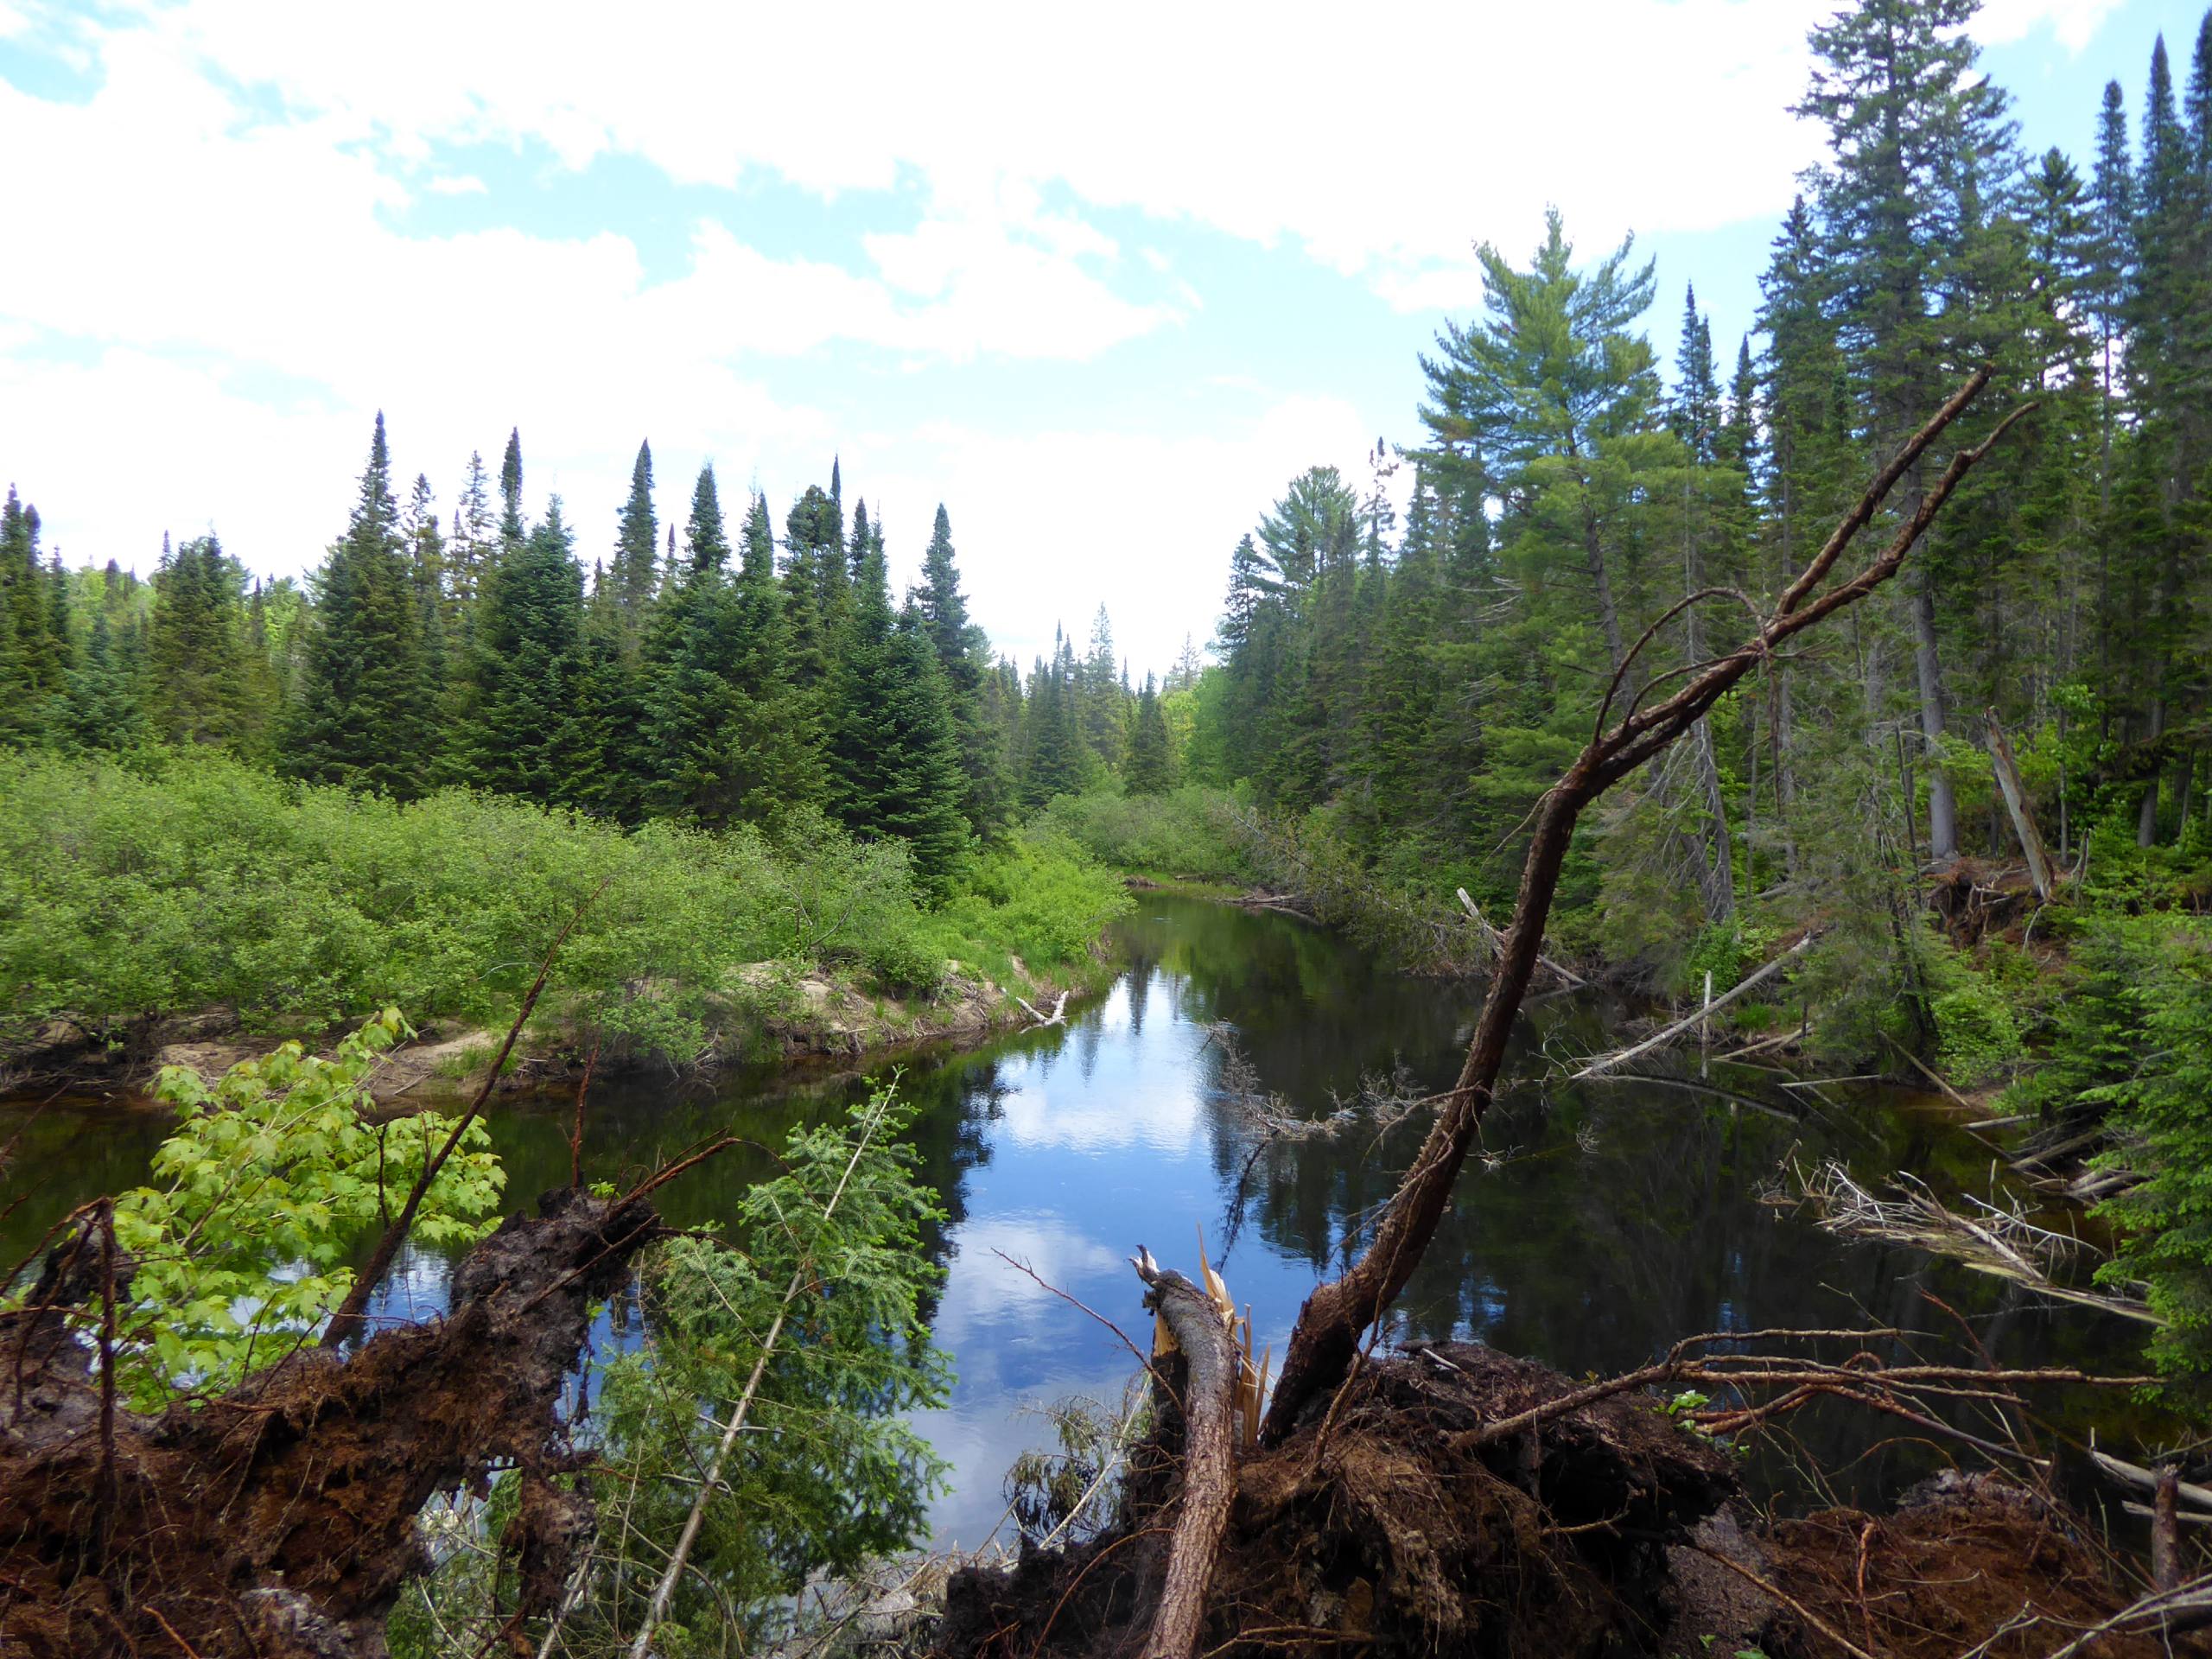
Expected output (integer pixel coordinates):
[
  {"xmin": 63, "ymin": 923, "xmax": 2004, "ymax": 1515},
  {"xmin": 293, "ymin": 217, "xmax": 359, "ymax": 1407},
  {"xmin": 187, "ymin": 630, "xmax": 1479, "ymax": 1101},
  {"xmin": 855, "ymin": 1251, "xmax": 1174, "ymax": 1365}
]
[
  {"xmin": 915, "ymin": 505, "xmax": 1005, "ymax": 833},
  {"xmin": 1124, "ymin": 675, "xmax": 1173, "ymax": 795},
  {"xmin": 284, "ymin": 414, "xmax": 429, "ymax": 795},
  {"xmin": 0, "ymin": 486, "xmax": 69, "ymax": 744},
  {"xmin": 454, "ymin": 496, "xmax": 585, "ymax": 803},
  {"xmin": 1798, "ymin": 0, "xmax": 2018, "ymax": 861},
  {"xmin": 148, "ymin": 534, "xmax": 255, "ymax": 749},
  {"xmin": 448, "ymin": 450, "xmax": 496, "ymax": 611},
  {"xmin": 570, "ymin": 562, "xmax": 648, "ymax": 823},
  {"xmin": 52, "ymin": 610, "xmax": 146, "ymax": 753},
  {"xmin": 639, "ymin": 465, "xmax": 741, "ymax": 823},
  {"xmin": 828, "ymin": 545, "xmax": 969, "ymax": 893},
  {"xmin": 613, "ymin": 440, "xmax": 660, "ymax": 648},
  {"xmin": 497, "ymin": 428, "xmax": 526, "ymax": 550}
]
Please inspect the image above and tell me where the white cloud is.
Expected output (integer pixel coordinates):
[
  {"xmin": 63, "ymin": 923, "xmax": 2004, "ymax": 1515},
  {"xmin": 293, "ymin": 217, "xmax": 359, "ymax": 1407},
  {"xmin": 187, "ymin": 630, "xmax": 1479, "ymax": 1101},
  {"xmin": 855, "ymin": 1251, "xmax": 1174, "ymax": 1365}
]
[
  {"xmin": 1977, "ymin": 0, "xmax": 2124, "ymax": 52},
  {"xmin": 0, "ymin": 0, "xmax": 2128, "ymax": 675},
  {"xmin": 114, "ymin": 0, "xmax": 2122, "ymax": 302}
]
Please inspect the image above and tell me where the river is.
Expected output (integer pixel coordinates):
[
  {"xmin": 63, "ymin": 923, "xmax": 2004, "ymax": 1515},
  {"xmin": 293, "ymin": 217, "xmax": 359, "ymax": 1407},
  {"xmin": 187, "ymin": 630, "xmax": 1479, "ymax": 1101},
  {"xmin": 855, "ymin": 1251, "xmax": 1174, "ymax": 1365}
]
[{"xmin": 0, "ymin": 893, "xmax": 2156, "ymax": 1543}]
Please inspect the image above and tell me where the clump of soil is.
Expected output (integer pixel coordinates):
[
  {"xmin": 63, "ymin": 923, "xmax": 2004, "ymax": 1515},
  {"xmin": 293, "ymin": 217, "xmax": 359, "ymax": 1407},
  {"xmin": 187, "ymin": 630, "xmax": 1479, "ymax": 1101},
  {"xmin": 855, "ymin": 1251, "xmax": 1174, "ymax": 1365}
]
[
  {"xmin": 940, "ymin": 1341, "xmax": 1736, "ymax": 1657},
  {"xmin": 938, "ymin": 1344, "xmax": 2200, "ymax": 1659},
  {"xmin": 0, "ymin": 1184, "xmax": 660, "ymax": 1658},
  {"xmin": 1758, "ymin": 1471, "xmax": 2190, "ymax": 1659}
]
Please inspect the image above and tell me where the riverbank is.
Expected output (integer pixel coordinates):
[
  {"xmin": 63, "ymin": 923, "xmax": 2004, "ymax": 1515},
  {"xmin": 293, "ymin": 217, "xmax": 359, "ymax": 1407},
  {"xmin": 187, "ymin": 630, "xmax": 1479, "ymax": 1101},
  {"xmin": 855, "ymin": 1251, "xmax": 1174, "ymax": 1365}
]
[
  {"xmin": 0, "ymin": 749, "xmax": 1135, "ymax": 1100},
  {"xmin": 7, "ymin": 949, "xmax": 1121, "ymax": 1106}
]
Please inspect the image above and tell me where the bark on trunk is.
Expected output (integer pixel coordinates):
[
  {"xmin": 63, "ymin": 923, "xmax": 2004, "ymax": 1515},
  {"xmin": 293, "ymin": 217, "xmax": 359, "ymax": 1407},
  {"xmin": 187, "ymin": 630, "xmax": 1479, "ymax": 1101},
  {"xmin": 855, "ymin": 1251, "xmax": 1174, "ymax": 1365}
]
[
  {"xmin": 2139, "ymin": 701, "xmax": 2167, "ymax": 847},
  {"xmin": 1133, "ymin": 1255, "xmax": 1238, "ymax": 1659},
  {"xmin": 1911, "ymin": 564, "xmax": 1958, "ymax": 863}
]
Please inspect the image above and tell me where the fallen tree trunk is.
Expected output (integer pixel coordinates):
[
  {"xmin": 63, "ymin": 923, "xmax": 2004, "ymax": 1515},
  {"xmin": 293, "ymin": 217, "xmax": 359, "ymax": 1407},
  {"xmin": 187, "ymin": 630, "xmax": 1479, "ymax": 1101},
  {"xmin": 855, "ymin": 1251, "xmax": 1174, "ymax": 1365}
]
[
  {"xmin": 1260, "ymin": 368, "xmax": 2027, "ymax": 1444},
  {"xmin": 0, "ymin": 1185, "xmax": 660, "ymax": 1658},
  {"xmin": 1569, "ymin": 931, "xmax": 1820, "ymax": 1080},
  {"xmin": 1130, "ymin": 1249, "xmax": 1239, "ymax": 1659}
]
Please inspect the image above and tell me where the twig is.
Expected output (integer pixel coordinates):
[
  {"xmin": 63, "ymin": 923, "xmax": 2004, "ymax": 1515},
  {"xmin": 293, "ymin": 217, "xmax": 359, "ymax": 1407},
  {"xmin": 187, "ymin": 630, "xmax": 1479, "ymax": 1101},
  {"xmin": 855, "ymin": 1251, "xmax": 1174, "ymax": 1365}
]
[{"xmin": 323, "ymin": 877, "xmax": 607, "ymax": 1349}]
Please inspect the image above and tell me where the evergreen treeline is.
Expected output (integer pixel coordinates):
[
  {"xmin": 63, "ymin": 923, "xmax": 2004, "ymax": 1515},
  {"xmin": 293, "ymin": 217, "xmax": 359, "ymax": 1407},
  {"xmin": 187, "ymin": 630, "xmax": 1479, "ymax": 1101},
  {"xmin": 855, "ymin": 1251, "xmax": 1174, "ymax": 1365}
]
[
  {"xmin": 0, "ymin": 435, "xmax": 1198, "ymax": 896},
  {"xmin": 1195, "ymin": 1, "xmax": 2212, "ymax": 1001}
]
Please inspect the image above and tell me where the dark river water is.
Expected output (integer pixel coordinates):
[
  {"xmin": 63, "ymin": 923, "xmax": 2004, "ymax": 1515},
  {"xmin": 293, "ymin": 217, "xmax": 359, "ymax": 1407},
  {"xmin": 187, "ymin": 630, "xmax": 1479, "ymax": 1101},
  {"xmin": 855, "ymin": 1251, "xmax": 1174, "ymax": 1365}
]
[{"xmin": 0, "ymin": 895, "xmax": 2157, "ymax": 1544}]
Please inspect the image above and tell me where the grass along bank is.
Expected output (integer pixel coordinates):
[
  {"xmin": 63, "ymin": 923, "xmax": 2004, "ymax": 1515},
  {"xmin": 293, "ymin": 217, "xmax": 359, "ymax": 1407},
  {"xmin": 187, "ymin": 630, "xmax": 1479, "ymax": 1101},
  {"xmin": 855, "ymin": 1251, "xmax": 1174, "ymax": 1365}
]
[{"xmin": 0, "ymin": 748, "xmax": 1132, "ymax": 1091}]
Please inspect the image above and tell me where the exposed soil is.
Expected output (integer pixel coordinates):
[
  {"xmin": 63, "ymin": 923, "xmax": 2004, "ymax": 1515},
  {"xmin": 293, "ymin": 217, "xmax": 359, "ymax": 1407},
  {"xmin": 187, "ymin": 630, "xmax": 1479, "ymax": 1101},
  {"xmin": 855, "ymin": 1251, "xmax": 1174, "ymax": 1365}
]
[
  {"xmin": 0, "ymin": 1184, "xmax": 661, "ymax": 1658},
  {"xmin": 1, "ymin": 958, "xmax": 1090, "ymax": 1108},
  {"xmin": 935, "ymin": 1342, "xmax": 2203, "ymax": 1659}
]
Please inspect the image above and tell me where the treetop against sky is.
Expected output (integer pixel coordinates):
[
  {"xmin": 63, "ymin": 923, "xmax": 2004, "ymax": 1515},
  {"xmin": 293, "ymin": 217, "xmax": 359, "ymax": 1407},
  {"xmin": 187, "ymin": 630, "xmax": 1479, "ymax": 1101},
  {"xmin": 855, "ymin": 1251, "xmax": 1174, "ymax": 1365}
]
[{"xmin": 0, "ymin": 0, "xmax": 2193, "ymax": 675}]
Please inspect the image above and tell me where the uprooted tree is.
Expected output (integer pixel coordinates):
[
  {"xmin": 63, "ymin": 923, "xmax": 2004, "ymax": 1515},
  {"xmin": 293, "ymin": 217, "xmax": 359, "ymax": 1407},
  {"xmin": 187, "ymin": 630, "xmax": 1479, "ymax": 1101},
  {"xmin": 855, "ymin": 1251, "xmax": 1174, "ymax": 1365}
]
[{"xmin": 1106, "ymin": 368, "xmax": 2039, "ymax": 1654}]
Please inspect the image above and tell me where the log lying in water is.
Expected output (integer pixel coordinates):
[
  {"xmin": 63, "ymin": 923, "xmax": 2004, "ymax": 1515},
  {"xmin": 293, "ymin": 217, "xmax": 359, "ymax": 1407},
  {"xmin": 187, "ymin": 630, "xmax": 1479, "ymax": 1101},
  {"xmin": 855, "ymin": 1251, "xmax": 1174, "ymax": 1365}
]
[
  {"xmin": 1570, "ymin": 930, "xmax": 1820, "ymax": 1080},
  {"xmin": 0, "ymin": 1185, "xmax": 660, "ymax": 1659}
]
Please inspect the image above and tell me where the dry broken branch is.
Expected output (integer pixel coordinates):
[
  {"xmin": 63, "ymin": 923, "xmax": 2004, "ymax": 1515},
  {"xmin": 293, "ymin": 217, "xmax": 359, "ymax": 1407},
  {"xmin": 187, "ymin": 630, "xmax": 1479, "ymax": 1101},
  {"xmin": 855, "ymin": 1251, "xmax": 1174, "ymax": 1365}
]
[
  {"xmin": 1259, "ymin": 368, "xmax": 2027, "ymax": 1443},
  {"xmin": 1128, "ymin": 1247, "xmax": 1239, "ymax": 1659},
  {"xmin": 1570, "ymin": 931, "xmax": 1820, "ymax": 1080}
]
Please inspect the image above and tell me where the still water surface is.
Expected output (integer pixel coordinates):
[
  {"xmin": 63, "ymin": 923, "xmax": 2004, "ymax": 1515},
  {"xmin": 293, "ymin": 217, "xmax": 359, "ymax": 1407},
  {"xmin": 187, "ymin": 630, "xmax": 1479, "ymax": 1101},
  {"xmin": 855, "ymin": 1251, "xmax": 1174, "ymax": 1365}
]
[{"xmin": 0, "ymin": 895, "xmax": 2149, "ymax": 1541}]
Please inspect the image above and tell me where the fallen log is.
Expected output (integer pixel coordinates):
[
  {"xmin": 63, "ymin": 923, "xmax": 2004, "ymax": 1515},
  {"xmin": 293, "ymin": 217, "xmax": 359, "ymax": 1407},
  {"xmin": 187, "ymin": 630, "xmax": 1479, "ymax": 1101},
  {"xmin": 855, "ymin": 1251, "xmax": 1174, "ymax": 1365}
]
[
  {"xmin": 0, "ymin": 1185, "xmax": 661, "ymax": 1658},
  {"xmin": 1570, "ymin": 931, "xmax": 1820, "ymax": 1081},
  {"xmin": 1129, "ymin": 1248, "xmax": 1238, "ymax": 1659},
  {"xmin": 1014, "ymin": 990, "xmax": 1070, "ymax": 1028}
]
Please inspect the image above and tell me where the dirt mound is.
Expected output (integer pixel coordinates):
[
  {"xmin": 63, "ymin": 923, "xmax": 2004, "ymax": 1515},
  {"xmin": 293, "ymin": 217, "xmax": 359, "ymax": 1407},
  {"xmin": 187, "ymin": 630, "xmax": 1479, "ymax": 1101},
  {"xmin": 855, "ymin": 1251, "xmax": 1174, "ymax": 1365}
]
[
  {"xmin": 938, "ymin": 1347, "xmax": 2197, "ymax": 1659},
  {"xmin": 0, "ymin": 1185, "xmax": 660, "ymax": 1658},
  {"xmin": 941, "ymin": 1341, "xmax": 1737, "ymax": 1657},
  {"xmin": 1758, "ymin": 1471, "xmax": 2202, "ymax": 1659}
]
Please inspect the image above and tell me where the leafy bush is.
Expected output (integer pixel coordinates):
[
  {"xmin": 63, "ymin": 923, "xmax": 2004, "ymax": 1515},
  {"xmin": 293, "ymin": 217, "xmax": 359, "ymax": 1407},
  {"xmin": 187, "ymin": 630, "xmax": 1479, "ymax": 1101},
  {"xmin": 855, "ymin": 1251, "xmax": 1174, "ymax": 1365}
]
[
  {"xmin": 1927, "ymin": 952, "xmax": 2024, "ymax": 1084},
  {"xmin": 19, "ymin": 1010, "xmax": 505, "ymax": 1406},
  {"xmin": 1036, "ymin": 785, "xmax": 1252, "ymax": 883},
  {"xmin": 0, "ymin": 750, "xmax": 1131, "ymax": 1061}
]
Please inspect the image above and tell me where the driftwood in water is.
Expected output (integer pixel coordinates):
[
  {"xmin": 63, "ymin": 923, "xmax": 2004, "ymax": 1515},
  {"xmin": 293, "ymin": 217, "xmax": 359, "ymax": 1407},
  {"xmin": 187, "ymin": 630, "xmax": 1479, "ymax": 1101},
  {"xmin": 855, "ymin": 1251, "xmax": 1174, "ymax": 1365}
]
[
  {"xmin": 1014, "ymin": 990, "xmax": 1070, "ymax": 1028},
  {"xmin": 1569, "ymin": 931, "xmax": 1820, "ymax": 1080},
  {"xmin": 1259, "ymin": 368, "xmax": 2028, "ymax": 1444},
  {"xmin": 1987, "ymin": 707, "xmax": 2058, "ymax": 903},
  {"xmin": 0, "ymin": 1186, "xmax": 660, "ymax": 1658}
]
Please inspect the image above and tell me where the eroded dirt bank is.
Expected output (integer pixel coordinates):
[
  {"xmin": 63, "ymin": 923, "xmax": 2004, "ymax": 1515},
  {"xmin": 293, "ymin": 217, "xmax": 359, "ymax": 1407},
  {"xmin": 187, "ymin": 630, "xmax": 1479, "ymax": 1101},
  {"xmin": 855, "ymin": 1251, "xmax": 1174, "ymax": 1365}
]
[{"xmin": 4, "ymin": 954, "xmax": 1099, "ymax": 1108}]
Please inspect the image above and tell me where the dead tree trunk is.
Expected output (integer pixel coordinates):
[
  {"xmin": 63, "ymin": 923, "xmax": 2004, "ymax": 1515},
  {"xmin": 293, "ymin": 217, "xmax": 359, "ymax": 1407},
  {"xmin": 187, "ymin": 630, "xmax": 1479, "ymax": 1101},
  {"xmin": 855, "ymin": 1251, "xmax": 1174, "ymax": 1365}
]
[
  {"xmin": 1912, "ymin": 563, "xmax": 1960, "ymax": 863},
  {"xmin": 1132, "ymin": 1252, "xmax": 1238, "ymax": 1659},
  {"xmin": 1259, "ymin": 370, "xmax": 2025, "ymax": 1444},
  {"xmin": 1986, "ymin": 709, "xmax": 2056, "ymax": 903}
]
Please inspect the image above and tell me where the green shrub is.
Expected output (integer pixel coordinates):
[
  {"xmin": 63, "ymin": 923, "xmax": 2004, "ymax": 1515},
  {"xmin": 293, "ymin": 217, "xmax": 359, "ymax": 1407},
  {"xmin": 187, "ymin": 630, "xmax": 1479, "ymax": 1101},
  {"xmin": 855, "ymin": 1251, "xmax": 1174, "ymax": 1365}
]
[
  {"xmin": 0, "ymin": 750, "xmax": 1131, "ymax": 1063},
  {"xmin": 1036, "ymin": 785, "xmax": 1251, "ymax": 883}
]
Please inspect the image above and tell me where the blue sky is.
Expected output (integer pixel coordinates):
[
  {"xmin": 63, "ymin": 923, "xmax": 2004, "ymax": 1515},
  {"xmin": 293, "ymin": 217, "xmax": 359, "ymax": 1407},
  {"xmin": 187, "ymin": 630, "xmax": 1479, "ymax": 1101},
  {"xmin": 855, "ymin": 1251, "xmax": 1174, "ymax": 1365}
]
[{"xmin": 0, "ymin": 0, "xmax": 2202, "ymax": 676}]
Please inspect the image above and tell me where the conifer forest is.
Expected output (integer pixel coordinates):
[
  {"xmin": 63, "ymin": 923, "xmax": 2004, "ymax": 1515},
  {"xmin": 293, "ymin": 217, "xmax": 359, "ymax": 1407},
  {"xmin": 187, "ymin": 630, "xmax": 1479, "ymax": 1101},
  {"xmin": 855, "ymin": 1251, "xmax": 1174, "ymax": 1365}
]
[{"xmin": 7, "ymin": 3, "xmax": 2212, "ymax": 1656}]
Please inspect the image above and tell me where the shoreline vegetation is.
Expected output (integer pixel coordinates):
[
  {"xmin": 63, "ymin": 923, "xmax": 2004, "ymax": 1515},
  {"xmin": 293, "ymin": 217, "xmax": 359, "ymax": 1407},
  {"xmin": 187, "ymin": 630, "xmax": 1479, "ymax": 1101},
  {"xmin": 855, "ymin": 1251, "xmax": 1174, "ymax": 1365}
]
[{"xmin": 0, "ymin": 747, "xmax": 1134, "ymax": 1100}]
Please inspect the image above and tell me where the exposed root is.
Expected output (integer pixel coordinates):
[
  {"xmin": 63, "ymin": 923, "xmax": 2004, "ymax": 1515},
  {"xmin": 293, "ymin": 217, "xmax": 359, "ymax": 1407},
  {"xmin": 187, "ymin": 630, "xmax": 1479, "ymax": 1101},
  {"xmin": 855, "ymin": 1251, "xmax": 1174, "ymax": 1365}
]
[{"xmin": 0, "ymin": 1185, "xmax": 660, "ymax": 1658}]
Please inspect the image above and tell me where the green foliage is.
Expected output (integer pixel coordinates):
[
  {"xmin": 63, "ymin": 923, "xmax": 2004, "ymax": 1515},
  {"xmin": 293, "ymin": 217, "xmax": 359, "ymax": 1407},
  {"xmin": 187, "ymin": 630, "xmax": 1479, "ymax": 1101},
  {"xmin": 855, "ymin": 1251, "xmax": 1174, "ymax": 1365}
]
[
  {"xmin": 31, "ymin": 1010, "xmax": 505, "ymax": 1406},
  {"xmin": 528, "ymin": 1087, "xmax": 952, "ymax": 1656},
  {"xmin": 2012, "ymin": 912, "xmax": 2212, "ymax": 1400},
  {"xmin": 0, "ymin": 750, "xmax": 1128, "ymax": 1063},
  {"xmin": 922, "ymin": 828, "xmax": 1136, "ymax": 985},
  {"xmin": 1037, "ymin": 785, "xmax": 1253, "ymax": 884},
  {"xmin": 1923, "ymin": 941, "xmax": 2026, "ymax": 1084}
]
